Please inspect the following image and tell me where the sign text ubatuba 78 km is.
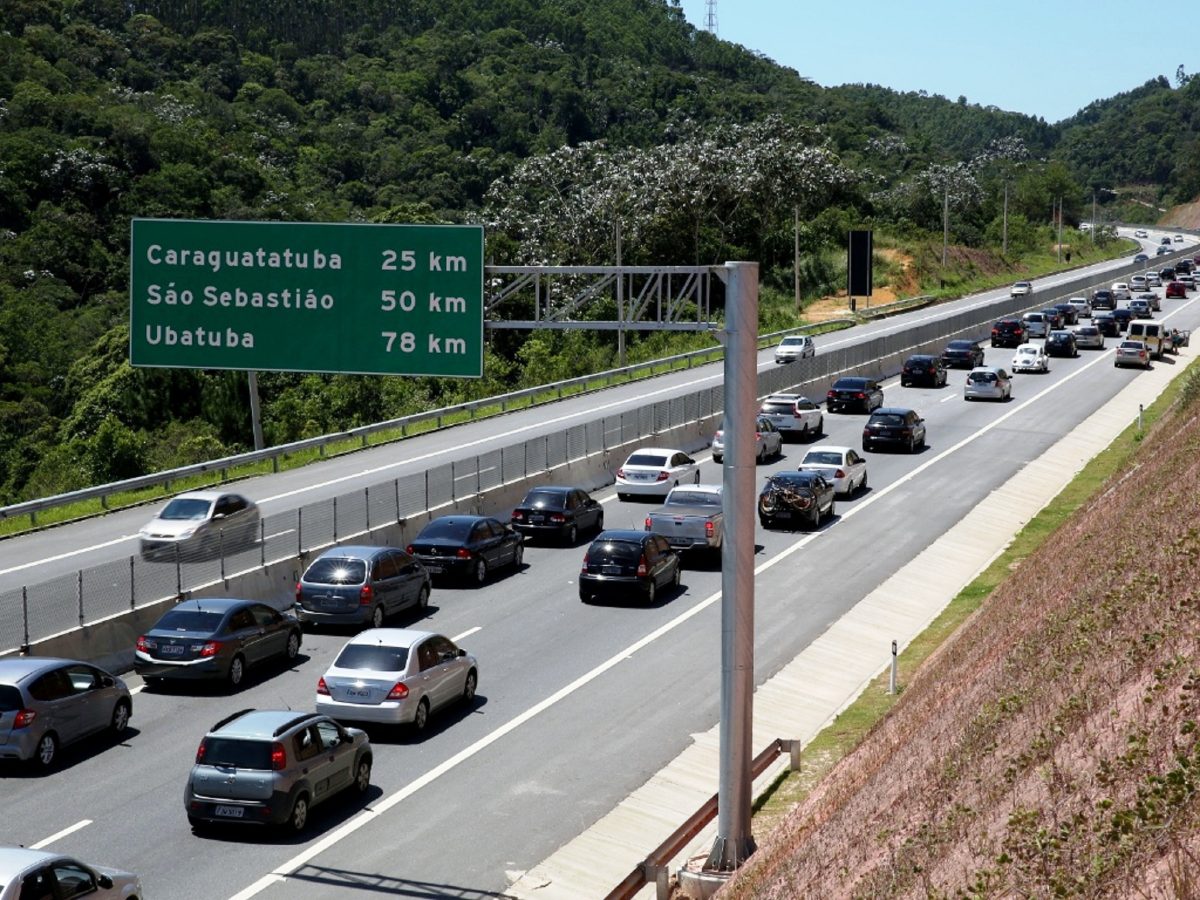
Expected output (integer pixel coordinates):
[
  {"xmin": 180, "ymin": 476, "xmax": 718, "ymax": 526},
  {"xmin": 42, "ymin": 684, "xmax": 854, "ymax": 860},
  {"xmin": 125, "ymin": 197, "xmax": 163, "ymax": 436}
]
[{"xmin": 129, "ymin": 218, "xmax": 484, "ymax": 377}]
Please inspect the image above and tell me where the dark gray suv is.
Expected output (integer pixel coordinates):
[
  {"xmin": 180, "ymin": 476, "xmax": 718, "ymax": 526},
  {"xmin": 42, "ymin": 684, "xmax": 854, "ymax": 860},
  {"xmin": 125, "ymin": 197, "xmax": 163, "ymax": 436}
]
[
  {"xmin": 295, "ymin": 545, "xmax": 432, "ymax": 629},
  {"xmin": 185, "ymin": 709, "xmax": 372, "ymax": 832}
]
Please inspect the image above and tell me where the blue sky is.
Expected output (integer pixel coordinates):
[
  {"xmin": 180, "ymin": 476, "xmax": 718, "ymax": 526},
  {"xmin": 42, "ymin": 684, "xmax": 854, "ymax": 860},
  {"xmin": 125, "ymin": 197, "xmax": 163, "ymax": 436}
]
[{"xmin": 675, "ymin": 0, "xmax": 1194, "ymax": 123}]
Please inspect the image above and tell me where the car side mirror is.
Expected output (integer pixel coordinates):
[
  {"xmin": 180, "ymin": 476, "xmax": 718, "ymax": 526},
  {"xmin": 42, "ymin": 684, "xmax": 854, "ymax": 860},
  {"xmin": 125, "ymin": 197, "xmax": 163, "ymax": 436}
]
[
  {"xmin": 98, "ymin": 875, "xmax": 113, "ymax": 889},
  {"xmin": 458, "ymin": 648, "xmax": 467, "ymax": 657},
  {"xmin": 101, "ymin": 675, "xmax": 114, "ymax": 688}
]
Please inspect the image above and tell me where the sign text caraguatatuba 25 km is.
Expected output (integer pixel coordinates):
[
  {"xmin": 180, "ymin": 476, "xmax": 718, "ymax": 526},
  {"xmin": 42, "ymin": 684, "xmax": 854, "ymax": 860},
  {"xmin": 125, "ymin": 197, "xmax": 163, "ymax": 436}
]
[{"xmin": 129, "ymin": 218, "xmax": 484, "ymax": 377}]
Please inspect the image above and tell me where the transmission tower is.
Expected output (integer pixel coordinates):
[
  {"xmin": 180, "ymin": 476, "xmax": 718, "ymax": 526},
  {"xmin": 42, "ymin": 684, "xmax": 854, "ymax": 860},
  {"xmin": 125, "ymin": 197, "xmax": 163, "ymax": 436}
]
[{"xmin": 704, "ymin": 0, "xmax": 717, "ymax": 34}]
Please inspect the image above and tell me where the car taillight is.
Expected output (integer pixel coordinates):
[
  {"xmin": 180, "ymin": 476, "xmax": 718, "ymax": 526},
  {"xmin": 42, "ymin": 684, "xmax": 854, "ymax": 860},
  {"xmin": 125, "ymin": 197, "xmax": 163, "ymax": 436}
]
[
  {"xmin": 359, "ymin": 584, "xmax": 374, "ymax": 606},
  {"xmin": 581, "ymin": 552, "xmax": 589, "ymax": 573},
  {"xmin": 387, "ymin": 681, "xmax": 409, "ymax": 700},
  {"xmin": 317, "ymin": 677, "xmax": 330, "ymax": 695},
  {"xmin": 405, "ymin": 544, "xmax": 415, "ymax": 554},
  {"xmin": 550, "ymin": 512, "xmax": 565, "ymax": 523},
  {"xmin": 198, "ymin": 641, "xmax": 222, "ymax": 658},
  {"xmin": 644, "ymin": 516, "xmax": 653, "ymax": 531},
  {"xmin": 295, "ymin": 581, "xmax": 302, "ymax": 603},
  {"xmin": 705, "ymin": 521, "xmax": 715, "ymax": 538},
  {"xmin": 616, "ymin": 467, "xmax": 627, "ymax": 479},
  {"xmin": 456, "ymin": 547, "xmax": 471, "ymax": 559},
  {"xmin": 12, "ymin": 709, "xmax": 36, "ymax": 729},
  {"xmin": 835, "ymin": 468, "xmax": 846, "ymax": 479},
  {"xmin": 270, "ymin": 742, "xmax": 286, "ymax": 770},
  {"xmin": 135, "ymin": 635, "xmax": 149, "ymax": 653},
  {"xmin": 637, "ymin": 555, "xmax": 649, "ymax": 576},
  {"xmin": 855, "ymin": 392, "xmax": 865, "ymax": 399},
  {"xmin": 826, "ymin": 390, "xmax": 835, "ymax": 399},
  {"xmin": 512, "ymin": 510, "xmax": 525, "ymax": 522},
  {"xmin": 991, "ymin": 328, "xmax": 999, "ymax": 335},
  {"xmin": 862, "ymin": 428, "xmax": 871, "ymax": 437},
  {"xmin": 656, "ymin": 471, "xmax": 669, "ymax": 482}
]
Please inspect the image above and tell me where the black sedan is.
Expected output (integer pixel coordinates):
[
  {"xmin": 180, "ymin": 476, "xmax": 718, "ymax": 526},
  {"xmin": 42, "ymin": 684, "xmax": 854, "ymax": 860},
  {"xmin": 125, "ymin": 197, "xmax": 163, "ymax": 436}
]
[
  {"xmin": 1040, "ymin": 308, "xmax": 1065, "ymax": 330},
  {"xmin": 407, "ymin": 515, "xmax": 523, "ymax": 585},
  {"xmin": 758, "ymin": 471, "xmax": 836, "ymax": 530},
  {"xmin": 862, "ymin": 407, "xmax": 927, "ymax": 454},
  {"xmin": 511, "ymin": 486, "xmax": 604, "ymax": 545},
  {"xmin": 939, "ymin": 340, "xmax": 985, "ymax": 369},
  {"xmin": 578, "ymin": 530, "xmax": 680, "ymax": 604},
  {"xmin": 900, "ymin": 355, "xmax": 947, "ymax": 387},
  {"xmin": 1045, "ymin": 330, "xmax": 1079, "ymax": 358},
  {"xmin": 1052, "ymin": 303, "xmax": 1079, "ymax": 326},
  {"xmin": 134, "ymin": 598, "xmax": 301, "ymax": 690}
]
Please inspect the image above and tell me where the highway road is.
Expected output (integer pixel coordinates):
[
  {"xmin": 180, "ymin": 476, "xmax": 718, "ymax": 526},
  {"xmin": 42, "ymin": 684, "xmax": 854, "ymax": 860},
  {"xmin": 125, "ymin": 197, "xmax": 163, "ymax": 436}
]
[{"xmin": 1, "ymin": 229, "xmax": 1198, "ymax": 898}]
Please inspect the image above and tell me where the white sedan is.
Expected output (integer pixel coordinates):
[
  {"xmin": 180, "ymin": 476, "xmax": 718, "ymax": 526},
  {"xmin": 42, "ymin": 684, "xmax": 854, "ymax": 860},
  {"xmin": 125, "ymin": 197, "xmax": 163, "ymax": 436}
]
[
  {"xmin": 1011, "ymin": 344, "xmax": 1050, "ymax": 373},
  {"xmin": 616, "ymin": 447, "xmax": 701, "ymax": 499},
  {"xmin": 796, "ymin": 445, "xmax": 868, "ymax": 496}
]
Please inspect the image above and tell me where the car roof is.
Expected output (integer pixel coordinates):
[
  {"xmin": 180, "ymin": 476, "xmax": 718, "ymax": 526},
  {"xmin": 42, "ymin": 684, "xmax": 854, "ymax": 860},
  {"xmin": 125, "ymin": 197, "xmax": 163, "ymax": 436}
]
[
  {"xmin": 764, "ymin": 393, "xmax": 806, "ymax": 401},
  {"xmin": 593, "ymin": 529, "xmax": 654, "ymax": 543},
  {"xmin": 802, "ymin": 444, "xmax": 853, "ymax": 455},
  {"xmin": 870, "ymin": 407, "xmax": 916, "ymax": 416},
  {"xmin": 969, "ymin": 365, "xmax": 1005, "ymax": 373},
  {"xmin": 166, "ymin": 597, "xmax": 254, "ymax": 613},
  {"xmin": 831, "ymin": 377, "xmax": 870, "ymax": 385},
  {"xmin": 167, "ymin": 490, "xmax": 233, "ymax": 502},
  {"xmin": 311, "ymin": 544, "xmax": 401, "ymax": 559},
  {"xmin": 1049, "ymin": 330, "xmax": 1073, "ymax": 336},
  {"xmin": 905, "ymin": 353, "xmax": 936, "ymax": 360},
  {"xmin": 344, "ymin": 627, "xmax": 436, "ymax": 649},
  {"xmin": 944, "ymin": 340, "xmax": 975, "ymax": 347},
  {"xmin": 0, "ymin": 657, "xmax": 88, "ymax": 683},
  {"xmin": 423, "ymin": 514, "xmax": 491, "ymax": 526},
  {"xmin": 626, "ymin": 447, "xmax": 682, "ymax": 456},
  {"xmin": 207, "ymin": 709, "xmax": 321, "ymax": 739},
  {"xmin": 0, "ymin": 847, "xmax": 68, "ymax": 880}
]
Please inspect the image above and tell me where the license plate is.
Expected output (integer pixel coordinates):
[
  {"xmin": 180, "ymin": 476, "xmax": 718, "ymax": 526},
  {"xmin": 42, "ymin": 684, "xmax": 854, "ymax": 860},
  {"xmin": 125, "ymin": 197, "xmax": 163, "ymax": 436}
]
[
  {"xmin": 346, "ymin": 688, "xmax": 372, "ymax": 699},
  {"xmin": 215, "ymin": 805, "xmax": 244, "ymax": 818},
  {"xmin": 425, "ymin": 564, "xmax": 443, "ymax": 574},
  {"xmin": 601, "ymin": 565, "xmax": 623, "ymax": 575},
  {"xmin": 530, "ymin": 515, "xmax": 544, "ymax": 524},
  {"xmin": 321, "ymin": 598, "xmax": 340, "ymax": 609},
  {"xmin": 160, "ymin": 645, "xmax": 185, "ymax": 657},
  {"xmin": 774, "ymin": 511, "xmax": 792, "ymax": 519}
]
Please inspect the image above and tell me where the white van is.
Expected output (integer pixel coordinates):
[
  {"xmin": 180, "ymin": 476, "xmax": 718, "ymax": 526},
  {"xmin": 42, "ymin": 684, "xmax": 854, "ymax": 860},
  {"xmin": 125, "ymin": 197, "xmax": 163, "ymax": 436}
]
[{"xmin": 1127, "ymin": 319, "xmax": 1171, "ymax": 359}]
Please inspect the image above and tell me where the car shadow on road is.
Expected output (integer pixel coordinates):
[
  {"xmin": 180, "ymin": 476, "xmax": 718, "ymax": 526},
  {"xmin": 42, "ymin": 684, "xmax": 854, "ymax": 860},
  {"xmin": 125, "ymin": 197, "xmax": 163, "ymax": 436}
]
[
  {"xmin": 192, "ymin": 783, "xmax": 388, "ymax": 846},
  {"xmin": 269, "ymin": 863, "xmax": 509, "ymax": 897},
  {"xmin": 141, "ymin": 653, "xmax": 314, "ymax": 696},
  {"xmin": 357, "ymin": 694, "xmax": 490, "ymax": 746},
  {"xmin": 0, "ymin": 726, "xmax": 145, "ymax": 779}
]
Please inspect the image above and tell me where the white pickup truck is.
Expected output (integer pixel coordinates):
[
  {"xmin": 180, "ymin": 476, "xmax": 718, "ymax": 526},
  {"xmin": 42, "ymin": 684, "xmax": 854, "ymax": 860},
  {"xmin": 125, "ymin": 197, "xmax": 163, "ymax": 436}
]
[{"xmin": 644, "ymin": 484, "xmax": 724, "ymax": 554}]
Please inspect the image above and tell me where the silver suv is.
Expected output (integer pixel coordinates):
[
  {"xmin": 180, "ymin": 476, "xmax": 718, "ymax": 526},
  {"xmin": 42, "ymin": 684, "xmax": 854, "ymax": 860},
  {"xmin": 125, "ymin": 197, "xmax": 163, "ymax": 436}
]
[{"xmin": 185, "ymin": 709, "xmax": 371, "ymax": 832}]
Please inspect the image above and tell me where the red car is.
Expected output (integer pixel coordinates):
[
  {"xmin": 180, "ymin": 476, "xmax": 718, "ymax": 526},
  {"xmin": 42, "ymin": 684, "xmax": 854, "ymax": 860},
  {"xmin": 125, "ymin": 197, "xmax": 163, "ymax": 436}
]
[{"xmin": 1166, "ymin": 281, "xmax": 1188, "ymax": 299}]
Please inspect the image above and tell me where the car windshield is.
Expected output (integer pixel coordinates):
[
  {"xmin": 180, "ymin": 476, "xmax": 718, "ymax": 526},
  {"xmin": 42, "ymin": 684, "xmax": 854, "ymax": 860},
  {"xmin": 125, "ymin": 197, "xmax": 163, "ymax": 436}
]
[
  {"xmin": 780, "ymin": 337, "xmax": 803, "ymax": 347},
  {"xmin": 154, "ymin": 609, "xmax": 225, "ymax": 632},
  {"xmin": 666, "ymin": 491, "xmax": 720, "ymax": 506},
  {"xmin": 521, "ymin": 490, "xmax": 566, "ymax": 510},
  {"xmin": 419, "ymin": 518, "xmax": 475, "ymax": 540},
  {"xmin": 158, "ymin": 498, "xmax": 212, "ymax": 520},
  {"xmin": 590, "ymin": 540, "xmax": 643, "ymax": 564},
  {"xmin": 304, "ymin": 558, "xmax": 367, "ymax": 585},
  {"xmin": 200, "ymin": 737, "xmax": 273, "ymax": 770},
  {"xmin": 802, "ymin": 451, "xmax": 843, "ymax": 465},
  {"xmin": 334, "ymin": 643, "xmax": 410, "ymax": 672},
  {"xmin": 625, "ymin": 453, "xmax": 669, "ymax": 467}
]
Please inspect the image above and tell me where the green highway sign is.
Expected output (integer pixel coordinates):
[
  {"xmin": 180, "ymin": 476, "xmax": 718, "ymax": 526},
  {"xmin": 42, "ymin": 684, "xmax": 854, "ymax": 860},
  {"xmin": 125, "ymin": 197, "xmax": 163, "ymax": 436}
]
[{"xmin": 129, "ymin": 218, "xmax": 483, "ymax": 377}]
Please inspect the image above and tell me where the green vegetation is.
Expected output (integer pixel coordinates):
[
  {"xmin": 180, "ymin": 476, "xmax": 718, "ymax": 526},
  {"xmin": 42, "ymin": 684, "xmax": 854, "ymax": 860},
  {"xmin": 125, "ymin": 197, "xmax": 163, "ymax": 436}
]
[
  {"xmin": 748, "ymin": 354, "xmax": 1200, "ymax": 843},
  {"xmin": 1, "ymin": 0, "xmax": 1196, "ymax": 509}
]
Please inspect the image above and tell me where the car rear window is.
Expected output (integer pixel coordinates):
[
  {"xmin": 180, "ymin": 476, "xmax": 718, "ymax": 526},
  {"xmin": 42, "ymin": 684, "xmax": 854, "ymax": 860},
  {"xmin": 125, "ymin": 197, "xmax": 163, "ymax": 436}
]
[
  {"xmin": 303, "ymin": 557, "xmax": 367, "ymax": 585},
  {"xmin": 767, "ymin": 473, "xmax": 816, "ymax": 491},
  {"xmin": 760, "ymin": 402, "xmax": 794, "ymax": 415},
  {"xmin": 625, "ymin": 453, "xmax": 669, "ymax": 467},
  {"xmin": 0, "ymin": 686, "xmax": 23, "ymax": 711},
  {"xmin": 589, "ymin": 540, "xmax": 643, "ymax": 564},
  {"xmin": 334, "ymin": 644, "xmax": 409, "ymax": 672},
  {"xmin": 521, "ymin": 490, "xmax": 567, "ymax": 510},
  {"xmin": 154, "ymin": 609, "xmax": 225, "ymax": 632},
  {"xmin": 869, "ymin": 414, "xmax": 905, "ymax": 426},
  {"xmin": 666, "ymin": 491, "xmax": 720, "ymax": 507},
  {"xmin": 201, "ymin": 737, "xmax": 274, "ymax": 769},
  {"xmin": 832, "ymin": 378, "xmax": 867, "ymax": 389},
  {"xmin": 419, "ymin": 518, "xmax": 474, "ymax": 539},
  {"xmin": 803, "ymin": 452, "xmax": 842, "ymax": 465},
  {"xmin": 968, "ymin": 372, "xmax": 996, "ymax": 383}
]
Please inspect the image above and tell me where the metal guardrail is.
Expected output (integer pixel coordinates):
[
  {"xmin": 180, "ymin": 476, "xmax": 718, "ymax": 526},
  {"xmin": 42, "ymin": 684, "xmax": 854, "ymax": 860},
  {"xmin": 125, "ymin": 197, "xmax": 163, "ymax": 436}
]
[
  {"xmin": 0, "ymin": 322, "xmax": 842, "ymax": 527},
  {"xmin": 605, "ymin": 737, "xmax": 802, "ymax": 900}
]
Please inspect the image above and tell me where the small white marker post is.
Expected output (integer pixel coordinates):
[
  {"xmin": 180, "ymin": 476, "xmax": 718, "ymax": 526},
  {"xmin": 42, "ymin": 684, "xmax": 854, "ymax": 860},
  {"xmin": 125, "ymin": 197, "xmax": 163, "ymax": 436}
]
[
  {"xmin": 889, "ymin": 640, "xmax": 898, "ymax": 695},
  {"xmin": 1138, "ymin": 403, "xmax": 1144, "ymax": 432}
]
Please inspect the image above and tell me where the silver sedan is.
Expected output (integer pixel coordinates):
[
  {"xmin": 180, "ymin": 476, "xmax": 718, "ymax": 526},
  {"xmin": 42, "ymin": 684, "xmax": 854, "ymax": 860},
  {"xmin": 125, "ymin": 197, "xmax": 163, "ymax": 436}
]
[
  {"xmin": 795, "ymin": 445, "xmax": 868, "ymax": 495},
  {"xmin": 711, "ymin": 415, "xmax": 783, "ymax": 463},
  {"xmin": 315, "ymin": 629, "xmax": 478, "ymax": 733}
]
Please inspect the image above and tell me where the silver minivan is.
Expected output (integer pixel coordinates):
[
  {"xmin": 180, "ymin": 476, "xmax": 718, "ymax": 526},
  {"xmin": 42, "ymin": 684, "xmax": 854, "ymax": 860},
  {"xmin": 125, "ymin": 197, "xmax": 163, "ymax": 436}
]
[
  {"xmin": 295, "ymin": 545, "xmax": 432, "ymax": 630},
  {"xmin": 0, "ymin": 658, "xmax": 131, "ymax": 769},
  {"xmin": 1021, "ymin": 312, "xmax": 1050, "ymax": 339}
]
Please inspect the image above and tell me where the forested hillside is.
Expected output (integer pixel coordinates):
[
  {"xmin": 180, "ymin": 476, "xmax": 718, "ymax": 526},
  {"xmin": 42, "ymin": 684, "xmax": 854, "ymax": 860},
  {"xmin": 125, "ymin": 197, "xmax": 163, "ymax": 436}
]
[{"xmin": 0, "ymin": 0, "xmax": 1196, "ymax": 505}]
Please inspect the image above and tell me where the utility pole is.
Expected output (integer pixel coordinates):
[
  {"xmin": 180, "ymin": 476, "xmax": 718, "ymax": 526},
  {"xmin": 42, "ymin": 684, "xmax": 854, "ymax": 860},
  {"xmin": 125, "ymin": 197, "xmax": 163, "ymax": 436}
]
[
  {"xmin": 793, "ymin": 206, "xmax": 800, "ymax": 311},
  {"xmin": 942, "ymin": 187, "xmax": 949, "ymax": 267},
  {"xmin": 1091, "ymin": 192, "xmax": 1096, "ymax": 244},
  {"xmin": 615, "ymin": 222, "xmax": 625, "ymax": 367},
  {"xmin": 1056, "ymin": 197, "xmax": 1062, "ymax": 264},
  {"xmin": 1002, "ymin": 182, "xmax": 1009, "ymax": 256}
]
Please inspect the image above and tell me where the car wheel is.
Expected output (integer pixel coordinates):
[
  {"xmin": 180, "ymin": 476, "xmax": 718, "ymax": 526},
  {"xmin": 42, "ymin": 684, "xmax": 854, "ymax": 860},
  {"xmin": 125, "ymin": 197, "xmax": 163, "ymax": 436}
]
[
  {"xmin": 919, "ymin": 433, "xmax": 927, "ymax": 450},
  {"xmin": 712, "ymin": 454, "xmax": 722, "ymax": 463},
  {"xmin": 463, "ymin": 669, "xmax": 478, "ymax": 703},
  {"xmin": 756, "ymin": 445, "xmax": 765, "ymax": 463},
  {"xmin": 32, "ymin": 732, "xmax": 58, "ymax": 769},
  {"xmin": 412, "ymin": 698, "xmax": 430, "ymax": 733},
  {"xmin": 111, "ymin": 699, "xmax": 131, "ymax": 735},
  {"xmin": 901, "ymin": 378, "xmax": 908, "ymax": 387},
  {"xmin": 285, "ymin": 630, "xmax": 301, "ymax": 661},
  {"xmin": 859, "ymin": 471, "xmax": 868, "ymax": 493},
  {"xmin": 354, "ymin": 758, "xmax": 372, "ymax": 795},
  {"xmin": 815, "ymin": 416, "xmax": 824, "ymax": 437},
  {"xmin": 862, "ymin": 441, "xmax": 871, "ymax": 453},
  {"xmin": 371, "ymin": 605, "xmax": 385, "ymax": 629},
  {"xmin": 594, "ymin": 512, "xmax": 604, "ymax": 534},
  {"xmin": 187, "ymin": 814, "xmax": 206, "ymax": 831},
  {"xmin": 760, "ymin": 515, "xmax": 772, "ymax": 528},
  {"xmin": 471, "ymin": 558, "xmax": 488, "ymax": 586},
  {"xmin": 672, "ymin": 564, "xmax": 682, "ymax": 590},
  {"xmin": 564, "ymin": 523, "xmax": 578, "ymax": 546},
  {"xmin": 827, "ymin": 498, "xmax": 836, "ymax": 520},
  {"xmin": 645, "ymin": 580, "xmax": 657, "ymax": 605},
  {"xmin": 907, "ymin": 436, "xmax": 915, "ymax": 454},
  {"xmin": 692, "ymin": 471, "xmax": 700, "ymax": 485},
  {"xmin": 579, "ymin": 589, "xmax": 592, "ymax": 603},
  {"xmin": 512, "ymin": 542, "xmax": 524, "ymax": 570},
  {"xmin": 808, "ymin": 507, "xmax": 820, "ymax": 529},
  {"xmin": 416, "ymin": 584, "xmax": 430, "ymax": 611},
  {"xmin": 286, "ymin": 793, "xmax": 310, "ymax": 833},
  {"xmin": 227, "ymin": 654, "xmax": 246, "ymax": 689}
]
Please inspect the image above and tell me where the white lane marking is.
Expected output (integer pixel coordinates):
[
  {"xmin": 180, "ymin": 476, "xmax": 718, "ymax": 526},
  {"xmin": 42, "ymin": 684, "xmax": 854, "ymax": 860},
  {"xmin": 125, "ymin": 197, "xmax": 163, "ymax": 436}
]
[
  {"xmin": 228, "ymin": 323, "xmax": 1170, "ymax": 899},
  {"xmin": 452, "ymin": 627, "xmax": 481, "ymax": 642},
  {"xmin": 0, "ymin": 535, "xmax": 138, "ymax": 577},
  {"xmin": 31, "ymin": 819, "xmax": 92, "ymax": 849},
  {"xmin": 941, "ymin": 394, "xmax": 957, "ymax": 403}
]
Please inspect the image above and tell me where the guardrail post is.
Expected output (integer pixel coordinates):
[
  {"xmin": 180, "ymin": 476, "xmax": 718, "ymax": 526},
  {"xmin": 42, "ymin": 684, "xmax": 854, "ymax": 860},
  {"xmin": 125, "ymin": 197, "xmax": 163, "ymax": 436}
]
[
  {"xmin": 174, "ymin": 544, "xmax": 182, "ymax": 596},
  {"xmin": 787, "ymin": 738, "xmax": 802, "ymax": 772},
  {"xmin": 424, "ymin": 470, "xmax": 430, "ymax": 509},
  {"xmin": 260, "ymin": 519, "xmax": 265, "ymax": 567},
  {"xmin": 333, "ymin": 496, "xmax": 338, "ymax": 542},
  {"xmin": 297, "ymin": 508, "xmax": 303, "ymax": 557},
  {"xmin": 365, "ymin": 486, "xmax": 371, "ymax": 533},
  {"xmin": 21, "ymin": 587, "xmax": 30, "ymax": 653},
  {"xmin": 219, "ymin": 529, "xmax": 226, "ymax": 581},
  {"xmin": 394, "ymin": 478, "xmax": 401, "ymax": 524},
  {"xmin": 129, "ymin": 557, "xmax": 135, "ymax": 611},
  {"xmin": 272, "ymin": 457, "xmax": 279, "ymax": 473},
  {"xmin": 889, "ymin": 639, "xmax": 898, "ymax": 695},
  {"xmin": 646, "ymin": 862, "xmax": 669, "ymax": 899},
  {"xmin": 77, "ymin": 570, "xmax": 84, "ymax": 627},
  {"xmin": 100, "ymin": 494, "xmax": 108, "ymax": 510}
]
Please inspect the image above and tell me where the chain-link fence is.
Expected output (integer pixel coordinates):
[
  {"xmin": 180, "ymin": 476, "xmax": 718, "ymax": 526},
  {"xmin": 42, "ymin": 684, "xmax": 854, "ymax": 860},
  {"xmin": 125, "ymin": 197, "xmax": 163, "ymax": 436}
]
[{"xmin": 0, "ymin": 262, "xmax": 1147, "ymax": 652}]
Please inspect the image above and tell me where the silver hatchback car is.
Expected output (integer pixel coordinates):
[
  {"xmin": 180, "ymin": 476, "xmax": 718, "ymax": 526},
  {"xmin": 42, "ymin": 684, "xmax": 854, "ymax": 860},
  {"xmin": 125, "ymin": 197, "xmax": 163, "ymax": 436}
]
[
  {"xmin": 0, "ymin": 847, "xmax": 141, "ymax": 899},
  {"xmin": 315, "ymin": 629, "xmax": 479, "ymax": 733},
  {"xmin": 0, "ymin": 658, "xmax": 131, "ymax": 769},
  {"xmin": 964, "ymin": 366, "xmax": 1013, "ymax": 401}
]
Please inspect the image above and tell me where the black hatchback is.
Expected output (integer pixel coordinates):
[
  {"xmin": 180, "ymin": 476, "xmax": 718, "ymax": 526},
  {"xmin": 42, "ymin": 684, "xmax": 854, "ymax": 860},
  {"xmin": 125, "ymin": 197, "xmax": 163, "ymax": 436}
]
[
  {"xmin": 578, "ymin": 530, "xmax": 680, "ymax": 604},
  {"xmin": 510, "ymin": 486, "xmax": 604, "ymax": 545},
  {"xmin": 991, "ymin": 319, "xmax": 1026, "ymax": 348},
  {"xmin": 134, "ymin": 598, "xmax": 302, "ymax": 690},
  {"xmin": 1045, "ymin": 330, "xmax": 1079, "ymax": 358},
  {"xmin": 862, "ymin": 408, "xmax": 927, "ymax": 454},
  {"xmin": 407, "ymin": 515, "xmax": 523, "ymax": 586},
  {"xmin": 900, "ymin": 355, "xmax": 947, "ymax": 387},
  {"xmin": 939, "ymin": 340, "xmax": 984, "ymax": 369}
]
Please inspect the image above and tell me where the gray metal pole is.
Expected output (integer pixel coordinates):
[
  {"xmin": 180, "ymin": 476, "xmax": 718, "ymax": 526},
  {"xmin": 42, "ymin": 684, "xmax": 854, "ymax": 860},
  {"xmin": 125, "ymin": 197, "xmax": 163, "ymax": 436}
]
[
  {"xmin": 1002, "ymin": 182, "xmax": 1008, "ymax": 256},
  {"xmin": 247, "ymin": 371, "xmax": 265, "ymax": 451},
  {"xmin": 616, "ymin": 223, "xmax": 626, "ymax": 368},
  {"xmin": 705, "ymin": 261, "xmax": 758, "ymax": 872},
  {"xmin": 942, "ymin": 188, "xmax": 949, "ymax": 267},
  {"xmin": 793, "ymin": 206, "xmax": 800, "ymax": 312}
]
